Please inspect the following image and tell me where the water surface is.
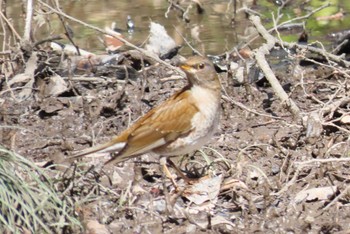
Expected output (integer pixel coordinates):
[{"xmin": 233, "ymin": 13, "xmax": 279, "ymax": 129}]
[{"xmin": 4, "ymin": 0, "xmax": 350, "ymax": 56}]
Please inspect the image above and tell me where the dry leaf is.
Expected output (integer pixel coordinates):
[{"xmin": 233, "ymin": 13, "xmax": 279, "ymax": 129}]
[
  {"xmin": 183, "ymin": 175, "xmax": 222, "ymax": 205},
  {"xmin": 191, "ymin": 25, "xmax": 202, "ymax": 43},
  {"xmin": 42, "ymin": 75, "xmax": 68, "ymax": 97},
  {"xmin": 316, "ymin": 11, "xmax": 344, "ymax": 21},
  {"xmin": 104, "ymin": 25, "xmax": 124, "ymax": 52},
  {"xmin": 211, "ymin": 215, "xmax": 235, "ymax": 230},
  {"xmin": 294, "ymin": 186, "xmax": 337, "ymax": 204},
  {"xmin": 85, "ymin": 220, "xmax": 110, "ymax": 234},
  {"xmin": 145, "ymin": 22, "xmax": 177, "ymax": 58},
  {"xmin": 8, "ymin": 52, "xmax": 37, "ymax": 86},
  {"xmin": 7, "ymin": 52, "xmax": 38, "ymax": 100},
  {"xmin": 50, "ymin": 42, "xmax": 94, "ymax": 56},
  {"xmin": 340, "ymin": 115, "xmax": 350, "ymax": 124},
  {"xmin": 305, "ymin": 112, "xmax": 323, "ymax": 139}
]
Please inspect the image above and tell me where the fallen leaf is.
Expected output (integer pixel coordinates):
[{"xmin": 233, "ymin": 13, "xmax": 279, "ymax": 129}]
[
  {"xmin": 86, "ymin": 220, "xmax": 109, "ymax": 234},
  {"xmin": 145, "ymin": 22, "xmax": 177, "ymax": 58},
  {"xmin": 50, "ymin": 42, "xmax": 94, "ymax": 56},
  {"xmin": 294, "ymin": 186, "xmax": 337, "ymax": 204},
  {"xmin": 42, "ymin": 75, "xmax": 68, "ymax": 97},
  {"xmin": 183, "ymin": 175, "xmax": 222, "ymax": 205},
  {"xmin": 340, "ymin": 115, "xmax": 350, "ymax": 124},
  {"xmin": 316, "ymin": 11, "xmax": 344, "ymax": 21},
  {"xmin": 8, "ymin": 52, "xmax": 38, "ymax": 100},
  {"xmin": 211, "ymin": 215, "xmax": 235, "ymax": 230}
]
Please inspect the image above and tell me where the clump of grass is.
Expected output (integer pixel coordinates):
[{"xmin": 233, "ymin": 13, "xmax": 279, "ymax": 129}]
[
  {"xmin": 0, "ymin": 146, "xmax": 81, "ymax": 233},
  {"xmin": 178, "ymin": 146, "xmax": 232, "ymax": 178}
]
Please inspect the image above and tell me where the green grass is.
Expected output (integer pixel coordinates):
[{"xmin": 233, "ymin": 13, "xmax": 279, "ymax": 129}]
[{"xmin": 0, "ymin": 146, "xmax": 81, "ymax": 233}]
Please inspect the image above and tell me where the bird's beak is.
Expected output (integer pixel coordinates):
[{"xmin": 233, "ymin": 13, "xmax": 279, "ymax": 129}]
[{"xmin": 180, "ymin": 64, "xmax": 191, "ymax": 71}]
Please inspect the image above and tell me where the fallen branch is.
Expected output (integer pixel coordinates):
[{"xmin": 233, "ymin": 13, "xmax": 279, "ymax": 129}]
[
  {"xmin": 282, "ymin": 42, "xmax": 350, "ymax": 68},
  {"xmin": 241, "ymin": 3, "xmax": 330, "ymax": 50},
  {"xmin": 23, "ymin": 0, "xmax": 33, "ymax": 42},
  {"xmin": 275, "ymin": 156, "xmax": 350, "ymax": 196},
  {"xmin": 294, "ymin": 157, "xmax": 350, "ymax": 166},
  {"xmin": 249, "ymin": 15, "xmax": 301, "ymax": 119}
]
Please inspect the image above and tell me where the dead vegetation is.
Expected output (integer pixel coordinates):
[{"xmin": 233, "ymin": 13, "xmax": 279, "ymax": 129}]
[{"xmin": 0, "ymin": 0, "xmax": 350, "ymax": 233}]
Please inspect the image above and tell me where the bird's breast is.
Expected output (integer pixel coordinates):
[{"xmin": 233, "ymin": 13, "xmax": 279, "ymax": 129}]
[
  {"xmin": 189, "ymin": 85, "xmax": 220, "ymax": 142},
  {"xmin": 154, "ymin": 85, "xmax": 220, "ymax": 156}
]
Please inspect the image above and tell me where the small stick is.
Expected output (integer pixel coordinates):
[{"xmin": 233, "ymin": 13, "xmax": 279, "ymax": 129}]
[{"xmin": 250, "ymin": 15, "xmax": 301, "ymax": 119}]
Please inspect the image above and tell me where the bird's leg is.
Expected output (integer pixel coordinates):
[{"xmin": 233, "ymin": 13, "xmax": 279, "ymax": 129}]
[
  {"xmin": 159, "ymin": 156, "xmax": 178, "ymax": 188},
  {"xmin": 166, "ymin": 158, "xmax": 195, "ymax": 184},
  {"xmin": 159, "ymin": 156, "xmax": 186, "ymax": 216},
  {"xmin": 159, "ymin": 156, "xmax": 175, "ymax": 215}
]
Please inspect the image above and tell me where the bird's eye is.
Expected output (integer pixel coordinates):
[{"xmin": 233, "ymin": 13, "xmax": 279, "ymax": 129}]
[{"xmin": 197, "ymin": 63, "xmax": 205, "ymax": 70}]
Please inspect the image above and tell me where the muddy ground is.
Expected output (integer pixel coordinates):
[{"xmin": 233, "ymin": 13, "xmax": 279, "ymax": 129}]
[
  {"xmin": 1, "ymin": 42, "xmax": 350, "ymax": 233},
  {"xmin": 3, "ymin": 8, "xmax": 350, "ymax": 230}
]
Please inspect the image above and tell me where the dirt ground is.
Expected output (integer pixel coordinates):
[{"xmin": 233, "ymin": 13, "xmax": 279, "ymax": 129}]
[{"xmin": 1, "ymin": 39, "xmax": 350, "ymax": 233}]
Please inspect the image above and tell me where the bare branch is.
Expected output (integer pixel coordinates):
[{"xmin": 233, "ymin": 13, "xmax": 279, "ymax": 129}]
[
  {"xmin": 249, "ymin": 15, "xmax": 301, "ymax": 119},
  {"xmin": 23, "ymin": 0, "xmax": 34, "ymax": 41}
]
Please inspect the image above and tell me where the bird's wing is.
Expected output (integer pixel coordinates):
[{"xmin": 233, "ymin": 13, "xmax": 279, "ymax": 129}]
[{"xmin": 108, "ymin": 90, "xmax": 199, "ymax": 163}]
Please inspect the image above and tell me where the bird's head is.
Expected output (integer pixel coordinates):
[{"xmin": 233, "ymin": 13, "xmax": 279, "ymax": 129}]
[{"xmin": 180, "ymin": 56, "xmax": 220, "ymax": 91}]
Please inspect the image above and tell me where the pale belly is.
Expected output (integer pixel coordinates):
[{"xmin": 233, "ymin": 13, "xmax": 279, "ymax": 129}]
[{"xmin": 153, "ymin": 108, "xmax": 220, "ymax": 156}]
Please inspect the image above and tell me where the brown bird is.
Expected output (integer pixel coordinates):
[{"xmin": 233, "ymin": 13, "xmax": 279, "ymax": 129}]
[{"xmin": 72, "ymin": 56, "xmax": 221, "ymax": 168}]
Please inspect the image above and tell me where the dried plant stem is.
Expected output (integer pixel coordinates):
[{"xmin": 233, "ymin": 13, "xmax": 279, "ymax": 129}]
[
  {"xmin": 249, "ymin": 15, "xmax": 301, "ymax": 119},
  {"xmin": 0, "ymin": 11, "xmax": 21, "ymax": 41},
  {"xmin": 323, "ymin": 184, "xmax": 350, "ymax": 211},
  {"xmin": 23, "ymin": 0, "xmax": 34, "ymax": 41},
  {"xmin": 294, "ymin": 157, "xmax": 350, "ymax": 166},
  {"xmin": 241, "ymin": 3, "xmax": 330, "ymax": 50},
  {"xmin": 282, "ymin": 42, "xmax": 350, "ymax": 68}
]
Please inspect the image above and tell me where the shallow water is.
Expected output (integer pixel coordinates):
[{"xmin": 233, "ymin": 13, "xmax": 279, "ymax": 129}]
[{"xmin": 4, "ymin": 0, "xmax": 350, "ymax": 56}]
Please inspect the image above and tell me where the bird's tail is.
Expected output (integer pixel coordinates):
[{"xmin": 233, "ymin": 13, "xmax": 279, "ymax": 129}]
[{"xmin": 70, "ymin": 140, "xmax": 126, "ymax": 159}]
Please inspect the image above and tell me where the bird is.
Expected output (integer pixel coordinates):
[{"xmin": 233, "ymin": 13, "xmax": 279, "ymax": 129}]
[{"xmin": 72, "ymin": 56, "xmax": 221, "ymax": 172}]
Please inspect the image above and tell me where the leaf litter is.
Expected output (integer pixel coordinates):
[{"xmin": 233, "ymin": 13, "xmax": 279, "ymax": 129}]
[{"xmin": 1, "ymin": 3, "xmax": 350, "ymax": 234}]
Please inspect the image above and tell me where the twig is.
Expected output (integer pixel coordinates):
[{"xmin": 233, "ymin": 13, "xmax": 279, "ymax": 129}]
[
  {"xmin": 294, "ymin": 157, "xmax": 350, "ymax": 166},
  {"xmin": 52, "ymin": 0, "xmax": 81, "ymax": 55},
  {"xmin": 33, "ymin": 35, "xmax": 63, "ymax": 48},
  {"xmin": 241, "ymin": 3, "xmax": 330, "ymax": 50},
  {"xmin": 331, "ymin": 38, "xmax": 348, "ymax": 54},
  {"xmin": 159, "ymin": 75, "xmax": 183, "ymax": 82},
  {"xmin": 23, "ymin": 0, "xmax": 34, "ymax": 41},
  {"xmin": 0, "ymin": 86, "xmax": 38, "ymax": 97},
  {"xmin": 323, "ymin": 184, "xmax": 350, "ymax": 211},
  {"xmin": 276, "ymin": 23, "xmax": 304, "ymax": 30},
  {"xmin": 63, "ymin": 76, "xmax": 126, "ymax": 83},
  {"xmin": 290, "ymin": 42, "xmax": 350, "ymax": 68},
  {"xmin": 0, "ymin": 11, "xmax": 21, "ymax": 41},
  {"xmin": 276, "ymin": 0, "xmax": 292, "ymax": 20},
  {"xmin": 236, "ymin": 7, "xmax": 261, "ymax": 17},
  {"xmin": 164, "ymin": 1, "xmax": 173, "ymax": 18},
  {"xmin": 321, "ymin": 97, "xmax": 350, "ymax": 116},
  {"xmin": 273, "ymin": 165, "xmax": 301, "ymax": 196},
  {"xmin": 276, "ymin": 156, "xmax": 350, "ymax": 196},
  {"xmin": 322, "ymin": 122, "xmax": 350, "ymax": 134},
  {"xmin": 221, "ymin": 94, "xmax": 282, "ymax": 120},
  {"xmin": 173, "ymin": 25, "xmax": 202, "ymax": 56},
  {"xmin": 166, "ymin": 0, "xmax": 186, "ymax": 15},
  {"xmin": 277, "ymin": 3, "xmax": 330, "ymax": 29},
  {"xmin": 249, "ymin": 15, "xmax": 301, "ymax": 119},
  {"xmin": 182, "ymin": 3, "xmax": 192, "ymax": 22}
]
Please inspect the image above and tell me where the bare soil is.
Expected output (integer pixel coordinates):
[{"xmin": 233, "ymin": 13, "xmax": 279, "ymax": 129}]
[{"xmin": 1, "ymin": 46, "xmax": 350, "ymax": 233}]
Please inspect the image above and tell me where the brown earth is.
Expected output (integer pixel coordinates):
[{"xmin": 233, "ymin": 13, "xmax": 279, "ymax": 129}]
[{"xmin": 1, "ymin": 46, "xmax": 350, "ymax": 233}]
